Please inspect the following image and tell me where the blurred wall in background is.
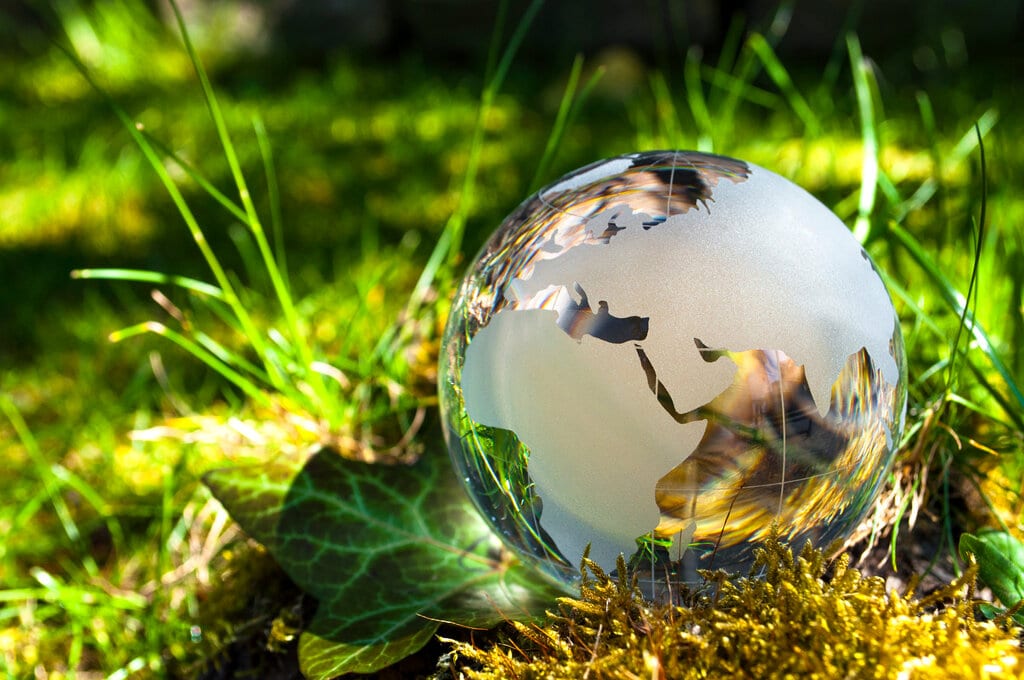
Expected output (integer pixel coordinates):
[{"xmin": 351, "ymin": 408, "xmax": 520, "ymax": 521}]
[
  {"xmin": 213, "ymin": 0, "xmax": 1021, "ymax": 65},
  {"xmin": 3, "ymin": 0, "xmax": 1021, "ymax": 68}
]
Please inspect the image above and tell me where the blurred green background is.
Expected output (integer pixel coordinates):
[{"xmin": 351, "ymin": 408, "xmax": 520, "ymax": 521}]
[{"xmin": 0, "ymin": 0, "xmax": 1021, "ymax": 676}]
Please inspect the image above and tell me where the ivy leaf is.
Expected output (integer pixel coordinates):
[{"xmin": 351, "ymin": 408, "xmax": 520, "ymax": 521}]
[
  {"xmin": 959, "ymin": 530, "xmax": 1024, "ymax": 624},
  {"xmin": 205, "ymin": 446, "xmax": 566, "ymax": 676},
  {"xmin": 298, "ymin": 626, "xmax": 437, "ymax": 679}
]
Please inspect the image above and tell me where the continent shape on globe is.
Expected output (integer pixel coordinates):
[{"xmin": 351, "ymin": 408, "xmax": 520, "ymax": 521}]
[{"xmin": 460, "ymin": 164, "xmax": 899, "ymax": 571}]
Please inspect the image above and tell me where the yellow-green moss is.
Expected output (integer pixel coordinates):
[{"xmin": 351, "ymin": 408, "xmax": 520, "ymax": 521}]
[{"xmin": 448, "ymin": 534, "xmax": 1023, "ymax": 679}]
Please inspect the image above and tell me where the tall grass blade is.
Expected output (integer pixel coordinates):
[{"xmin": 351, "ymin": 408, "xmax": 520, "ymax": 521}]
[
  {"xmin": 914, "ymin": 92, "xmax": 944, "ymax": 225},
  {"xmin": 890, "ymin": 223, "xmax": 1024, "ymax": 415},
  {"xmin": 818, "ymin": 0, "xmax": 866, "ymax": 100},
  {"xmin": 714, "ymin": 2, "xmax": 793, "ymax": 135},
  {"xmin": 71, "ymin": 268, "xmax": 225, "ymax": 299},
  {"xmin": 443, "ymin": 0, "xmax": 546, "ymax": 263},
  {"xmin": 408, "ymin": 0, "xmax": 544, "ymax": 315},
  {"xmin": 109, "ymin": 322, "xmax": 273, "ymax": 407},
  {"xmin": 945, "ymin": 124, "xmax": 987, "ymax": 391},
  {"xmin": 0, "ymin": 397, "xmax": 82, "ymax": 549},
  {"xmin": 650, "ymin": 70, "xmax": 685, "ymax": 148},
  {"xmin": 698, "ymin": 63, "xmax": 778, "ymax": 108},
  {"xmin": 952, "ymin": 109, "xmax": 999, "ymax": 161},
  {"xmin": 965, "ymin": 361, "xmax": 1024, "ymax": 432},
  {"xmin": 900, "ymin": 109, "xmax": 997, "ymax": 220},
  {"xmin": 848, "ymin": 33, "xmax": 879, "ymax": 243},
  {"xmin": 166, "ymin": 0, "xmax": 332, "ymax": 414},
  {"xmin": 748, "ymin": 33, "xmax": 820, "ymax": 136},
  {"xmin": 254, "ymin": 114, "xmax": 289, "ymax": 290},
  {"xmin": 529, "ymin": 55, "xmax": 604, "ymax": 192},
  {"xmin": 59, "ymin": 41, "xmax": 289, "ymax": 393},
  {"xmin": 684, "ymin": 47, "xmax": 714, "ymax": 151},
  {"xmin": 138, "ymin": 129, "xmax": 248, "ymax": 223},
  {"xmin": 229, "ymin": 223, "xmax": 272, "ymax": 295},
  {"xmin": 714, "ymin": 13, "xmax": 746, "ymax": 85}
]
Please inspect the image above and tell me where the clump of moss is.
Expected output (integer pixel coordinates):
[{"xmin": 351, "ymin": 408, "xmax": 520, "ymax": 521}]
[{"xmin": 447, "ymin": 534, "xmax": 1023, "ymax": 679}]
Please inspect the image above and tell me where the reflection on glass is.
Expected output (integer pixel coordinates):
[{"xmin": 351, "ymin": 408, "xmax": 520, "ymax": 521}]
[{"xmin": 440, "ymin": 151, "xmax": 907, "ymax": 598}]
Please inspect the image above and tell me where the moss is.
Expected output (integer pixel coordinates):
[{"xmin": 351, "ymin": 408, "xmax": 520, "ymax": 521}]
[{"xmin": 447, "ymin": 531, "xmax": 1023, "ymax": 679}]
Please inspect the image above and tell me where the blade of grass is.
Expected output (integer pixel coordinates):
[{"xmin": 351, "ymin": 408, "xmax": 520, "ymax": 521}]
[
  {"xmin": 876, "ymin": 269, "xmax": 944, "ymax": 336},
  {"xmin": 191, "ymin": 330, "xmax": 275, "ymax": 386},
  {"xmin": 890, "ymin": 473, "xmax": 921, "ymax": 570},
  {"xmin": 48, "ymin": 463, "xmax": 127, "ymax": 556},
  {"xmin": 60, "ymin": 42, "xmax": 290, "ymax": 393},
  {"xmin": 965, "ymin": 352, "xmax": 1024, "ymax": 432},
  {"xmin": 714, "ymin": 39, "xmax": 758, "ymax": 142},
  {"xmin": 898, "ymin": 108, "xmax": 997, "ymax": 220},
  {"xmin": 528, "ymin": 54, "xmax": 604, "ymax": 192},
  {"xmin": 945, "ymin": 124, "xmax": 987, "ymax": 392},
  {"xmin": 254, "ymin": 114, "xmax": 288, "ymax": 291},
  {"xmin": 817, "ymin": 0, "xmax": 866, "ymax": 103},
  {"xmin": 138, "ymin": 129, "xmax": 249, "ymax": 224},
  {"xmin": 406, "ymin": 0, "xmax": 544, "ymax": 325},
  {"xmin": 228, "ymin": 223, "xmax": 272, "ymax": 296},
  {"xmin": 713, "ymin": 2, "xmax": 793, "ymax": 136},
  {"xmin": 29, "ymin": 568, "xmax": 147, "ymax": 610},
  {"xmin": 748, "ymin": 33, "xmax": 820, "ymax": 136},
  {"xmin": 848, "ymin": 33, "xmax": 879, "ymax": 244},
  {"xmin": 166, "ymin": 0, "xmax": 333, "ymax": 417},
  {"xmin": 0, "ymin": 397, "xmax": 83, "ymax": 551},
  {"xmin": 952, "ymin": 109, "xmax": 999, "ymax": 160},
  {"xmin": 914, "ymin": 91, "xmax": 944, "ymax": 226},
  {"xmin": 714, "ymin": 12, "xmax": 746, "ymax": 84},
  {"xmin": 109, "ymin": 322, "xmax": 273, "ymax": 408},
  {"xmin": 698, "ymin": 63, "xmax": 779, "ymax": 108},
  {"xmin": 446, "ymin": 0, "xmax": 545, "ymax": 256},
  {"xmin": 70, "ymin": 268, "xmax": 225, "ymax": 299},
  {"xmin": 889, "ymin": 223, "xmax": 1024, "ymax": 415},
  {"xmin": 650, "ymin": 70, "xmax": 685, "ymax": 148},
  {"xmin": 684, "ymin": 47, "xmax": 714, "ymax": 152}
]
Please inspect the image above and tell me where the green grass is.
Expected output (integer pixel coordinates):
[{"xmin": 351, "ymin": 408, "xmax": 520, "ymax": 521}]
[{"xmin": 1, "ymin": 0, "xmax": 1022, "ymax": 676}]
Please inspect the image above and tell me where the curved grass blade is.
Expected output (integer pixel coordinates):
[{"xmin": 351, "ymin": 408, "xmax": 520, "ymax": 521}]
[
  {"xmin": 0, "ymin": 398, "xmax": 82, "ymax": 550},
  {"xmin": 109, "ymin": 322, "xmax": 272, "ymax": 408},
  {"xmin": 165, "ymin": 0, "xmax": 333, "ymax": 418},
  {"xmin": 748, "ymin": 33, "xmax": 820, "ymax": 136},
  {"xmin": 945, "ymin": 124, "xmax": 986, "ymax": 391},
  {"xmin": 70, "ymin": 268, "xmax": 224, "ymax": 299},
  {"xmin": 57, "ymin": 41, "xmax": 289, "ymax": 394},
  {"xmin": 404, "ymin": 0, "xmax": 546, "ymax": 354},
  {"xmin": 138, "ymin": 129, "xmax": 248, "ymax": 224},
  {"xmin": 889, "ymin": 224, "xmax": 1024, "ymax": 416}
]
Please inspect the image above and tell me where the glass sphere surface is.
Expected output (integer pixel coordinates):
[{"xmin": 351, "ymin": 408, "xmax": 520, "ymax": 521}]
[{"xmin": 439, "ymin": 151, "xmax": 907, "ymax": 593}]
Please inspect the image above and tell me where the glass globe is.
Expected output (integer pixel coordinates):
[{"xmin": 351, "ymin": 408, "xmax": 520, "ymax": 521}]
[{"xmin": 439, "ymin": 151, "xmax": 907, "ymax": 596}]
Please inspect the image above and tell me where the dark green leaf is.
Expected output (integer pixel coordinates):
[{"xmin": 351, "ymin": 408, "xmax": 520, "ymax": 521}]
[
  {"xmin": 298, "ymin": 624, "xmax": 438, "ymax": 679},
  {"xmin": 959, "ymin": 530, "xmax": 1024, "ymax": 624},
  {"xmin": 205, "ymin": 447, "xmax": 566, "ymax": 674}
]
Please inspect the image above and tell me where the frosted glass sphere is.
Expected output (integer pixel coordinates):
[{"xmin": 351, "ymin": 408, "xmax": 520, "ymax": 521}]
[{"xmin": 439, "ymin": 151, "xmax": 907, "ymax": 594}]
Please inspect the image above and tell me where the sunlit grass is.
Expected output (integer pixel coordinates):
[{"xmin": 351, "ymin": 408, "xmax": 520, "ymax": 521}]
[{"xmin": 0, "ymin": 0, "xmax": 1021, "ymax": 676}]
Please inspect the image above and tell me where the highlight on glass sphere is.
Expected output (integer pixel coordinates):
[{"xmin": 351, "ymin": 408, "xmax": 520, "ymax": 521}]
[{"xmin": 439, "ymin": 150, "xmax": 907, "ymax": 597}]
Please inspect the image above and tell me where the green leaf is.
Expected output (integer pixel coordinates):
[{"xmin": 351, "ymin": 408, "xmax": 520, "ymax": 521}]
[
  {"xmin": 204, "ymin": 447, "xmax": 566, "ymax": 674},
  {"xmin": 298, "ymin": 625, "xmax": 438, "ymax": 679},
  {"xmin": 959, "ymin": 530, "xmax": 1024, "ymax": 624}
]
